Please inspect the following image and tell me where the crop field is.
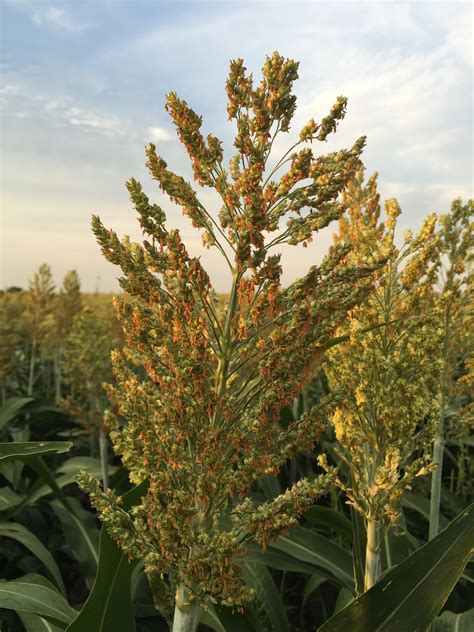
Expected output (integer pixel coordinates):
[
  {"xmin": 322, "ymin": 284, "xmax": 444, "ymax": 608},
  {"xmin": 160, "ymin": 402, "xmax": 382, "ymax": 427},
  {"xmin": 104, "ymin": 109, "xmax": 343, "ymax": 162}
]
[{"xmin": 0, "ymin": 16, "xmax": 473, "ymax": 632}]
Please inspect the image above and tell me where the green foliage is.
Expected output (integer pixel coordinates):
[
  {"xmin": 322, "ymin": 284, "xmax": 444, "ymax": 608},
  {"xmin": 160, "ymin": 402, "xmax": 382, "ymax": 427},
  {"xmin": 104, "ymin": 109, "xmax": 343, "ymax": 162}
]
[
  {"xmin": 0, "ymin": 522, "xmax": 65, "ymax": 594},
  {"xmin": 0, "ymin": 442, "xmax": 72, "ymax": 462},
  {"xmin": 66, "ymin": 481, "xmax": 148, "ymax": 632},
  {"xmin": 317, "ymin": 503, "xmax": 474, "ymax": 632},
  {"xmin": 0, "ymin": 575, "xmax": 77, "ymax": 628},
  {"xmin": 61, "ymin": 306, "xmax": 117, "ymax": 436}
]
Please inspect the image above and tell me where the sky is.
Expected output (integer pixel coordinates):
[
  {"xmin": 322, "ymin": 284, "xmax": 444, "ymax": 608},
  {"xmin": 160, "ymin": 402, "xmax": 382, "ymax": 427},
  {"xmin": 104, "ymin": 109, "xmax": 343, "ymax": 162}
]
[{"xmin": 1, "ymin": 0, "xmax": 472, "ymax": 292}]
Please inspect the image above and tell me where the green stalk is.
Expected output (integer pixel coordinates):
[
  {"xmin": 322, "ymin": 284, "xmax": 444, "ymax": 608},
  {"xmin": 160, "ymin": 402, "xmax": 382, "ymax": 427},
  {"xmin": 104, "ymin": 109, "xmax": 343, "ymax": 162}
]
[
  {"xmin": 27, "ymin": 339, "xmax": 36, "ymax": 397},
  {"xmin": 54, "ymin": 346, "xmax": 62, "ymax": 403},
  {"xmin": 429, "ymin": 409, "xmax": 445, "ymax": 540},
  {"xmin": 172, "ymin": 585, "xmax": 200, "ymax": 632},
  {"xmin": 99, "ymin": 428, "xmax": 109, "ymax": 490},
  {"xmin": 430, "ymin": 301, "xmax": 450, "ymax": 541},
  {"xmin": 364, "ymin": 518, "xmax": 381, "ymax": 591}
]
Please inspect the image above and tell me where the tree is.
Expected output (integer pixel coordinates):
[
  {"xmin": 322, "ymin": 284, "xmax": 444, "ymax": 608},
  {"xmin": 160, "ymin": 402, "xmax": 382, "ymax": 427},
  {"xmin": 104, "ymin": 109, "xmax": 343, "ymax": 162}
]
[{"xmin": 78, "ymin": 52, "xmax": 378, "ymax": 631}]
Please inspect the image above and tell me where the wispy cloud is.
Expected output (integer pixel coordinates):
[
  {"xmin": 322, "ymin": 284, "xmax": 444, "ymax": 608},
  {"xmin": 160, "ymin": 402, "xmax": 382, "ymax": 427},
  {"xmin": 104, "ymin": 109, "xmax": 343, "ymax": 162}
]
[
  {"xmin": 66, "ymin": 106, "xmax": 122, "ymax": 134},
  {"xmin": 1, "ymin": 82, "xmax": 125, "ymax": 136},
  {"xmin": 32, "ymin": 5, "xmax": 88, "ymax": 32},
  {"xmin": 2, "ymin": 1, "xmax": 472, "ymax": 292},
  {"xmin": 6, "ymin": 0, "xmax": 90, "ymax": 33},
  {"xmin": 148, "ymin": 126, "xmax": 174, "ymax": 142}
]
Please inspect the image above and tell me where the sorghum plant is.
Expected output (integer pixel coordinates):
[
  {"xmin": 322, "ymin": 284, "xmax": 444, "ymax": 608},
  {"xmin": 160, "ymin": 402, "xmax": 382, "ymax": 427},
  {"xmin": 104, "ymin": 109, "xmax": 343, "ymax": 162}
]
[
  {"xmin": 23, "ymin": 263, "xmax": 56, "ymax": 396},
  {"xmin": 62, "ymin": 306, "xmax": 117, "ymax": 487},
  {"xmin": 78, "ymin": 53, "xmax": 379, "ymax": 630},
  {"xmin": 429, "ymin": 198, "xmax": 473, "ymax": 539},
  {"xmin": 53, "ymin": 270, "xmax": 82, "ymax": 402},
  {"xmin": 0, "ymin": 293, "xmax": 23, "ymax": 402},
  {"xmin": 324, "ymin": 170, "xmax": 442, "ymax": 591}
]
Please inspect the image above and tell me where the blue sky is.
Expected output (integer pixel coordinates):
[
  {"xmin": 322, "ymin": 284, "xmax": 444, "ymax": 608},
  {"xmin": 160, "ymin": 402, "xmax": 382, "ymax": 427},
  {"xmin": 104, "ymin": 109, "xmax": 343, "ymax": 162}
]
[{"xmin": 1, "ymin": 0, "xmax": 472, "ymax": 292}]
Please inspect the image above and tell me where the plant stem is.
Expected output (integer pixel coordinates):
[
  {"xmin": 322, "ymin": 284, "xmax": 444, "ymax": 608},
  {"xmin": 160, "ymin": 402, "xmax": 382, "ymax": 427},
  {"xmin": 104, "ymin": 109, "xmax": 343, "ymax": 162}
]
[
  {"xmin": 27, "ymin": 339, "xmax": 36, "ymax": 396},
  {"xmin": 172, "ymin": 585, "xmax": 200, "ymax": 632},
  {"xmin": 364, "ymin": 518, "xmax": 380, "ymax": 591},
  {"xmin": 429, "ymin": 409, "xmax": 445, "ymax": 540},
  {"xmin": 99, "ymin": 428, "xmax": 109, "ymax": 490},
  {"xmin": 54, "ymin": 347, "xmax": 62, "ymax": 403}
]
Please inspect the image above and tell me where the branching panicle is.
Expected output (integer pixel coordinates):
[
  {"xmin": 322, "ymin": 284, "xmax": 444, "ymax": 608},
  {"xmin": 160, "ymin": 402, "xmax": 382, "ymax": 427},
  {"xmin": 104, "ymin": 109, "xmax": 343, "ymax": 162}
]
[{"xmin": 80, "ymin": 53, "xmax": 376, "ymax": 611}]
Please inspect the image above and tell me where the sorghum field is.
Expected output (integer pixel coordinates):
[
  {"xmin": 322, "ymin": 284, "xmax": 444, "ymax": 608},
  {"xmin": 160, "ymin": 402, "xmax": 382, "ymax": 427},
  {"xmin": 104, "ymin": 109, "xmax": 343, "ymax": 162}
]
[{"xmin": 1, "ymin": 51, "xmax": 472, "ymax": 632}]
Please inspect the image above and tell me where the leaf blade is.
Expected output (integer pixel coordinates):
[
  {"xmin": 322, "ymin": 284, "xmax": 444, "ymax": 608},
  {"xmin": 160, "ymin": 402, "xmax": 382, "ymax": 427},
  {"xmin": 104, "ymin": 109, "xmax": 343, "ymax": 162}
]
[
  {"xmin": 317, "ymin": 504, "xmax": 474, "ymax": 632},
  {"xmin": 0, "ymin": 522, "xmax": 65, "ymax": 594},
  {"xmin": 270, "ymin": 526, "xmax": 354, "ymax": 591},
  {"xmin": 243, "ymin": 562, "xmax": 290, "ymax": 632},
  {"xmin": 0, "ymin": 442, "xmax": 72, "ymax": 463},
  {"xmin": 0, "ymin": 581, "xmax": 76, "ymax": 626},
  {"xmin": 66, "ymin": 480, "xmax": 148, "ymax": 632}
]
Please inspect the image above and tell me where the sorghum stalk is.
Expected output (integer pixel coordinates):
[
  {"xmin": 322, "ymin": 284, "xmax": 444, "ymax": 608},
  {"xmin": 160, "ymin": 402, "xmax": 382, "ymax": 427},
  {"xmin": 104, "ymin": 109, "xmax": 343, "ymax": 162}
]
[
  {"xmin": 27, "ymin": 339, "xmax": 36, "ymax": 397},
  {"xmin": 429, "ymin": 312, "xmax": 449, "ymax": 542},
  {"xmin": 364, "ymin": 517, "xmax": 380, "ymax": 591},
  {"xmin": 99, "ymin": 426, "xmax": 109, "ymax": 490},
  {"xmin": 428, "ymin": 414, "xmax": 445, "ymax": 540},
  {"xmin": 172, "ymin": 584, "xmax": 200, "ymax": 632},
  {"xmin": 54, "ymin": 351, "xmax": 62, "ymax": 403}
]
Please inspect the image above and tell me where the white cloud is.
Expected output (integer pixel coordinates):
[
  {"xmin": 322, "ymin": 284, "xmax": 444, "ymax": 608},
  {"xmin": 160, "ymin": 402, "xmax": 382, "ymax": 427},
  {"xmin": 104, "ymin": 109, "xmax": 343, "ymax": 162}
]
[
  {"xmin": 2, "ymin": 0, "xmax": 472, "ymax": 292},
  {"xmin": 66, "ymin": 106, "xmax": 123, "ymax": 134},
  {"xmin": 148, "ymin": 126, "xmax": 174, "ymax": 142},
  {"xmin": 6, "ymin": 0, "xmax": 89, "ymax": 33},
  {"xmin": 1, "ymin": 82, "xmax": 126, "ymax": 137},
  {"xmin": 32, "ymin": 5, "xmax": 87, "ymax": 32}
]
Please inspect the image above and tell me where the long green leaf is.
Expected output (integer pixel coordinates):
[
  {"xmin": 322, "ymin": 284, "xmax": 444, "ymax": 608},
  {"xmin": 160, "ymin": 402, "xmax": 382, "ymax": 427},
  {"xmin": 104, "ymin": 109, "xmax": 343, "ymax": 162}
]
[
  {"xmin": 56, "ymin": 457, "xmax": 117, "ymax": 477},
  {"xmin": 403, "ymin": 492, "xmax": 449, "ymax": 530},
  {"xmin": 0, "ymin": 398, "xmax": 33, "ymax": 431},
  {"xmin": 244, "ymin": 562, "xmax": 290, "ymax": 632},
  {"xmin": 317, "ymin": 503, "xmax": 474, "ymax": 632},
  {"xmin": 199, "ymin": 605, "xmax": 227, "ymax": 632},
  {"xmin": 19, "ymin": 612, "xmax": 63, "ymax": 632},
  {"xmin": 432, "ymin": 609, "xmax": 474, "ymax": 631},
  {"xmin": 51, "ymin": 498, "xmax": 99, "ymax": 588},
  {"xmin": 22, "ymin": 457, "xmax": 74, "ymax": 514},
  {"xmin": 0, "ymin": 442, "xmax": 72, "ymax": 462},
  {"xmin": 302, "ymin": 573, "xmax": 326, "ymax": 608},
  {"xmin": 304, "ymin": 505, "xmax": 353, "ymax": 541},
  {"xmin": 246, "ymin": 542, "xmax": 325, "ymax": 575},
  {"xmin": 333, "ymin": 587, "xmax": 353, "ymax": 615},
  {"xmin": 0, "ymin": 487, "xmax": 23, "ymax": 511},
  {"xmin": 66, "ymin": 480, "xmax": 148, "ymax": 632},
  {"xmin": 0, "ymin": 522, "xmax": 65, "ymax": 594},
  {"xmin": 0, "ymin": 579, "xmax": 76, "ymax": 626},
  {"xmin": 10, "ymin": 456, "xmax": 118, "ymax": 516},
  {"xmin": 270, "ymin": 526, "xmax": 354, "ymax": 592},
  {"xmin": 381, "ymin": 525, "xmax": 417, "ymax": 573},
  {"xmin": 209, "ymin": 602, "xmax": 262, "ymax": 632}
]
